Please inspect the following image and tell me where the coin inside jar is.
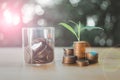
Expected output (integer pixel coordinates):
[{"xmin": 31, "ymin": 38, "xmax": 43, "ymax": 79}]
[{"xmin": 25, "ymin": 38, "xmax": 54, "ymax": 64}]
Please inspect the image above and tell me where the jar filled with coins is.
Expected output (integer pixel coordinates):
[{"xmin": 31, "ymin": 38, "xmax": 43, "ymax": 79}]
[{"xmin": 22, "ymin": 27, "xmax": 54, "ymax": 65}]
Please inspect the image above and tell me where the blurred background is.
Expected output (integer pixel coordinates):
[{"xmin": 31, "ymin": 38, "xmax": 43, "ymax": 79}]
[{"xmin": 0, "ymin": 0, "xmax": 120, "ymax": 47}]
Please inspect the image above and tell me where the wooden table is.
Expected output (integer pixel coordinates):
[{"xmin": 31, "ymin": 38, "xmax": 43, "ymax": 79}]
[{"xmin": 0, "ymin": 47, "xmax": 120, "ymax": 80}]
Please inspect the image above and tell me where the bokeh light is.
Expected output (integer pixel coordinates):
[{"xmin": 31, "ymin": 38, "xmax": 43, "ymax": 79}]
[
  {"xmin": 69, "ymin": 0, "xmax": 81, "ymax": 7},
  {"xmin": 87, "ymin": 16, "xmax": 95, "ymax": 26},
  {"xmin": 12, "ymin": 14, "xmax": 20, "ymax": 26},
  {"xmin": 21, "ymin": 3, "xmax": 34, "ymax": 23},
  {"xmin": 37, "ymin": 19, "xmax": 47, "ymax": 26},
  {"xmin": 35, "ymin": 0, "xmax": 53, "ymax": 7},
  {"xmin": 34, "ymin": 5, "xmax": 44, "ymax": 16},
  {"xmin": 3, "ymin": 9, "xmax": 20, "ymax": 26},
  {"xmin": 3, "ymin": 9, "xmax": 12, "ymax": 24}
]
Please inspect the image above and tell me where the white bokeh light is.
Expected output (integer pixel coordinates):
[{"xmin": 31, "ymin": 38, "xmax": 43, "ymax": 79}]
[
  {"xmin": 37, "ymin": 19, "xmax": 47, "ymax": 26},
  {"xmin": 69, "ymin": 0, "xmax": 81, "ymax": 7},
  {"xmin": 35, "ymin": 0, "xmax": 54, "ymax": 7},
  {"xmin": 3, "ymin": 9, "xmax": 12, "ymax": 24},
  {"xmin": 34, "ymin": 5, "xmax": 44, "ymax": 15},
  {"xmin": 22, "ymin": 3, "xmax": 34, "ymax": 23},
  {"xmin": 69, "ymin": 0, "xmax": 81, "ymax": 4},
  {"xmin": 3, "ymin": 9, "xmax": 20, "ymax": 26},
  {"xmin": 13, "ymin": 14, "xmax": 20, "ymax": 26},
  {"xmin": 87, "ymin": 16, "xmax": 95, "ymax": 26}
]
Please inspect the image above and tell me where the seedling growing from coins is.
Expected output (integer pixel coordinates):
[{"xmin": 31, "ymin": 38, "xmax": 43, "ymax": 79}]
[{"xmin": 59, "ymin": 20, "xmax": 104, "ymax": 41}]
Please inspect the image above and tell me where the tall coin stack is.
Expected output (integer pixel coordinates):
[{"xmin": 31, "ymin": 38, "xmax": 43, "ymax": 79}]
[{"xmin": 74, "ymin": 41, "xmax": 90, "ymax": 66}]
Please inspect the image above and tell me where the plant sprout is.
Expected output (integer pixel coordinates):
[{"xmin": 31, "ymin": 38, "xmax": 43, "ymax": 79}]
[{"xmin": 59, "ymin": 21, "xmax": 104, "ymax": 41}]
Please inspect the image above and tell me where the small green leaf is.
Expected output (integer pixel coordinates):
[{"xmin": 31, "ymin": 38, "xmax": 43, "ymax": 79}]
[
  {"xmin": 69, "ymin": 20, "xmax": 78, "ymax": 25},
  {"xmin": 59, "ymin": 23, "xmax": 78, "ymax": 40},
  {"xmin": 69, "ymin": 20, "xmax": 81, "ymax": 41},
  {"xmin": 77, "ymin": 22, "xmax": 81, "ymax": 41},
  {"xmin": 81, "ymin": 26, "xmax": 104, "ymax": 31}
]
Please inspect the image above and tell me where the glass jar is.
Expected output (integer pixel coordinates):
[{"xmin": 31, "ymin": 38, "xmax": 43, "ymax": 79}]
[{"xmin": 22, "ymin": 27, "xmax": 54, "ymax": 65}]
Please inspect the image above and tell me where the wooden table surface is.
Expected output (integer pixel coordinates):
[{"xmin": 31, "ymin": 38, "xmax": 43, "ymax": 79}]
[{"xmin": 0, "ymin": 47, "xmax": 120, "ymax": 80}]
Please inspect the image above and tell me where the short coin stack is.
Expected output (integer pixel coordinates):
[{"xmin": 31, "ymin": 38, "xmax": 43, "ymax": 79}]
[
  {"xmin": 62, "ymin": 48, "xmax": 77, "ymax": 64},
  {"xmin": 86, "ymin": 51, "xmax": 98, "ymax": 64}
]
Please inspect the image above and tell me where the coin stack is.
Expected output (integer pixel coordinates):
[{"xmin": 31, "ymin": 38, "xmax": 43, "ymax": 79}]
[
  {"xmin": 62, "ymin": 48, "xmax": 77, "ymax": 64},
  {"xmin": 62, "ymin": 49, "xmax": 98, "ymax": 67},
  {"xmin": 74, "ymin": 41, "xmax": 90, "ymax": 59},
  {"xmin": 86, "ymin": 51, "xmax": 98, "ymax": 64},
  {"xmin": 76, "ymin": 59, "xmax": 89, "ymax": 66}
]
